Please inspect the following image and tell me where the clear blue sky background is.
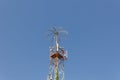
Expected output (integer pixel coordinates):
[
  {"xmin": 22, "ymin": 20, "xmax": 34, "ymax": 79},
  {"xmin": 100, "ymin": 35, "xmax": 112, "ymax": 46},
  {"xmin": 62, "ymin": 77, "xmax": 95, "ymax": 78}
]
[{"xmin": 0, "ymin": 0, "xmax": 120, "ymax": 80}]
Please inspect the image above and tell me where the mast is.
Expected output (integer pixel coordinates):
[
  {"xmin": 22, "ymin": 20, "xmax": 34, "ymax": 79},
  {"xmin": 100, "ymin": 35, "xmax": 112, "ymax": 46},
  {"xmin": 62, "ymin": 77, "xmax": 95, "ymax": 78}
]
[{"xmin": 47, "ymin": 27, "xmax": 68, "ymax": 80}]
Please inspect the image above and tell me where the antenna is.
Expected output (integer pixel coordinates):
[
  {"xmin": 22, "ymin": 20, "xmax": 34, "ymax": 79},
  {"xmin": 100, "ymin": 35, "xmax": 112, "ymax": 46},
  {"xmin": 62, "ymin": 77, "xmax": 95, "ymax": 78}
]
[
  {"xmin": 48, "ymin": 27, "xmax": 68, "ymax": 51},
  {"xmin": 47, "ymin": 27, "xmax": 68, "ymax": 80}
]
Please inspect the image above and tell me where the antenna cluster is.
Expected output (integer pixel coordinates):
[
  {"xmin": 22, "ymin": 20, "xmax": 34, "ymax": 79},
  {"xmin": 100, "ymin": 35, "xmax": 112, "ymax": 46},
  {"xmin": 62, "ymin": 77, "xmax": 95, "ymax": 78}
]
[{"xmin": 47, "ymin": 27, "xmax": 68, "ymax": 80}]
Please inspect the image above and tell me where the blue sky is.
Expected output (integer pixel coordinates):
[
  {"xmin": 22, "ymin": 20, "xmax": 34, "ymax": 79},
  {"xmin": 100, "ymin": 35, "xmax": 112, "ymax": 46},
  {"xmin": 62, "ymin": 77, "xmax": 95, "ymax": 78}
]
[{"xmin": 0, "ymin": 0, "xmax": 120, "ymax": 80}]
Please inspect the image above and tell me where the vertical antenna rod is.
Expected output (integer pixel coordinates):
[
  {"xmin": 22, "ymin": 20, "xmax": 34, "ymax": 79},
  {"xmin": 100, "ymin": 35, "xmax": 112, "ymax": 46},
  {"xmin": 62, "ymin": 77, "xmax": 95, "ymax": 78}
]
[{"xmin": 53, "ymin": 27, "xmax": 59, "ymax": 51}]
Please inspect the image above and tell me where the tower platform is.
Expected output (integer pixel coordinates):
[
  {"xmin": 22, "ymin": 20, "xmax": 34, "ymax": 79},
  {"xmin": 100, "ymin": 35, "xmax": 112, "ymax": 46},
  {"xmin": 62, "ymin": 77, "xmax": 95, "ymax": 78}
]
[{"xmin": 50, "ymin": 51, "xmax": 64, "ymax": 59}]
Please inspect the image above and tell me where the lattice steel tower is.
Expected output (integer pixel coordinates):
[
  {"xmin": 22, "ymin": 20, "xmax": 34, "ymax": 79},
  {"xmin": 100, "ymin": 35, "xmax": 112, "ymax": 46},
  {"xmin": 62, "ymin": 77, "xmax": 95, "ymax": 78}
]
[{"xmin": 47, "ymin": 27, "xmax": 68, "ymax": 80}]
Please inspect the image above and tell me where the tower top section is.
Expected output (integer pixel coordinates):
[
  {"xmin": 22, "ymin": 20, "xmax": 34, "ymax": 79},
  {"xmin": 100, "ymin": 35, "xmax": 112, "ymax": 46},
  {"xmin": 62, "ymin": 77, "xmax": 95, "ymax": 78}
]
[
  {"xmin": 48, "ymin": 27, "xmax": 68, "ymax": 51},
  {"xmin": 47, "ymin": 27, "xmax": 68, "ymax": 80}
]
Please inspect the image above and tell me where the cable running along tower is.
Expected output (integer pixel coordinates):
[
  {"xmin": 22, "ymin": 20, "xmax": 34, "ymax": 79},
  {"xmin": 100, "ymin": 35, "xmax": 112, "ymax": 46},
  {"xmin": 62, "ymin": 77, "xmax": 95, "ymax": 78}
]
[{"xmin": 47, "ymin": 27, "xmax": 68, "ymax": 80}]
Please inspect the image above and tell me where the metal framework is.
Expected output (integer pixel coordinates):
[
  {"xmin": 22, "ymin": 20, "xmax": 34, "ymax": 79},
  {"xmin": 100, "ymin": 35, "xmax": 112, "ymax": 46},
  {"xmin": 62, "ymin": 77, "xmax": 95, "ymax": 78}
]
[{"xmin": 47, "ymin": 27, "xmax": 68, "ymax": 80}]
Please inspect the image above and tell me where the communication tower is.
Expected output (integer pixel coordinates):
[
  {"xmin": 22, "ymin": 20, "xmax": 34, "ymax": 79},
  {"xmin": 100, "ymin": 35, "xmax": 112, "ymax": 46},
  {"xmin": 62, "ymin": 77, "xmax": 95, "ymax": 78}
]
[{"xmin": 47, "ymin": 27, "xmax": 68, "ymax": 80}]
